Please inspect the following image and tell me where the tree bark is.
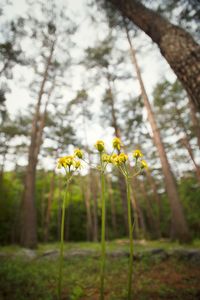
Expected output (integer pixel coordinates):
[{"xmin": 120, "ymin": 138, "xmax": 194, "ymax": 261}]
[
  {"xmin": 146, "ymin": 169, "xmax": 162, "ymax": 230},
  {"xmin": 107, "ymin": 174, "xmax": 117, "ymax": 238},
  {"xmin": 125, "ymin": 26, "xmax": 190, "ymax": 242},
  {"xmin": 82, "ymin": 176, "xmax": 93, "ymax": 241},
  {"xmin": 90, "ymin": 170, "xmax": 99, "ymax": 241},
  {"xmin": 106, "ymin": 0, "xmax": 200, "ymax": 110},
  {"xmin": 188, "ymin": 96, "xmax": 200, "ymax": 149},
  {"xmin": 44, "ymin": 171, "xmax": 55, "ymax": 242},
  {"xmin": 20, "ymin": 41, "xmax": 55, "ymax": 248}
]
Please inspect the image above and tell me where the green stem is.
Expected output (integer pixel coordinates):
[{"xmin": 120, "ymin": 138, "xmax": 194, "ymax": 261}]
[
  {"xmin": 126, "ymin": 177, "xmax": 133, "ymax": 300},
  {"xmin": 58, "ymin": 182, "xmax": 69, "ymax": 300},
  {"xmin": 100, "ymin": 156, "xmax": 106, "ymax": 300}
]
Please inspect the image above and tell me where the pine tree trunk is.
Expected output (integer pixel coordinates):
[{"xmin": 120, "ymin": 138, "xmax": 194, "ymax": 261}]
[
  {"xmin": 173, "ymin": 105, "xmax": 200, "ymax": 184},
  {"xmin": 90, "ymin": 170, "xmax": 99, "ymax": 241},
  {"xmin": 131, "ymin": 178, "xmax": 147, "ymax": 237},
  {"xmin": 44, "ymin": 171, "xmax": 55, "ymax": 242},
  {"xmin": 82, "ymin": 176, "xmax": 93, "ymax": 241},
  {"xmin": 146, "ymin": 169, "xmax": 162, "ymax": 230},
  {"xmin": 180, "ymin": 137, "xmax": 200, "ymax": 184},
  {"xmin": 20, "ymin": 41, "xmax": 55, "ymax": 248},
  {"xmin": 107, "ymin": 0, "xmax": 200, "ymax": 110},
  {"xmin": 188, "ymin": 97, "xmax": 200, "ymax": 149},
  {"xmin": 137, "ymin": 180, "xmax": 160, "ymax": 238},
  {"xmin": 125, "ymin": 26, "xmax": 190, "ymax": 242},
  {"xmin": 107, "ymin": 175, "xmax": 117, "ymax": 238}
]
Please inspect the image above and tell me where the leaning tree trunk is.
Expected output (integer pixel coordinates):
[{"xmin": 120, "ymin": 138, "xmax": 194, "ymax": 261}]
[
  {"xmin": 20, "ymin": 41, "xmax": 55, "ymax": 248},
  {"xmin": 106, "ymin": 0, "xmax": 200, "ymax": 110},
  {"xmin": 125, "ymin": 26, "xmax": 190, "ymax": 242}
]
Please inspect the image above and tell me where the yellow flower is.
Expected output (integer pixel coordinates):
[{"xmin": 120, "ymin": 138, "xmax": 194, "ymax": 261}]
[
  {"xmin": 94, "ymin": 140, "xmax": 105, "ymax": 152},
  {"xmin": 112, "ymin": 153, "xmax": 128, "ymax": 165},
  {"xmin": 64, "ymin": 155, "xmax": 74, "ymax": 167},
  {"xmin": 133, "ymin": 149, "xmax": 143, "ymax": 159},
  {"xmin": 102, "ymin": 154, "xmax": 111, "ymax": 163},
  {"xmin": 118, "ymin": 153, "xmax": 128, "ymax": 163},
  {"xmin": 57, "ymin": 157, "xmax": 68, "ymax": 169},
  {"xmin": 74, "ymin": 160, "xmax": 82, "ymax": 169},
  {"xmin": 112, "ymin": 137, "xmax": 122, "ymax": 151},
  {"xmin": 141, "ymin": 160, "xmax": 148, "ymax": 169},
  {"xmin": 74, "ymin": 149, "xmax": 83, "ymax": 159},
  {"xmin": 110, "ymin": 153, "xmax": 117, "ymax": 163}
]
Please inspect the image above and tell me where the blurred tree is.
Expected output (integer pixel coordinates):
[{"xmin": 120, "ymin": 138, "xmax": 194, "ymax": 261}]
[
  {"xmin": 100, "ymin": 0, "xmax": 200, "ymax": 111},
  {"xmin": 20, "ymin": 1, "xmax": 77, "ymax": 248},
  {"xmin": 84, "ymin": 36, "xmax": 133, "ymax": 235},
  {"xmin": 153, "ymin": 79, "xmax": 200, "ymax": 184},
  {"xmin": 124, "ymin": 24, "xmax": 190, "ymax": 242}
]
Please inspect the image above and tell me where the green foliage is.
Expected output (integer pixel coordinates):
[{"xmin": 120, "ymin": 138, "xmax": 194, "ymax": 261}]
[
  {"xmin": 0, "ymin": 240, "xmax": 200, "ymax": 300},
  {"xmin": 179, "ymin": 176, "xmax": 200, "ymax": 238}
]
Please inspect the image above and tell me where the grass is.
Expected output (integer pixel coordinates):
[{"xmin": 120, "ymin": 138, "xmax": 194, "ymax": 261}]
[{"xmin": 0, "ymin": 240, "xmax": 200, "ymax": 300}]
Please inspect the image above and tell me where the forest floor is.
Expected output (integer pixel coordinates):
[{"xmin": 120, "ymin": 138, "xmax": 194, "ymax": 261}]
[{"xmin": 0, "ymin": 239, "xmax": 200, "ymax": 300}]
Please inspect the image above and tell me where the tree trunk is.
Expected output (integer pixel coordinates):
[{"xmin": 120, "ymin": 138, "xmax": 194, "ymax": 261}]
[
  {"xmin": 107, "ymin": 174, "xmax": 117, "ymax": 238},
  {"xmin": 130, "ymin": 188, "xmax": 140, "ymax": 238},
  {"xmin": 146, "ymin": 169, "xmax": 162, "ymax": 230},
  {"xmin": 131, "ymin": 177, "xmax": 147, "ymax": 237},
  {"xmin": 180, "ymin": 137, "xmax": 200, "ymax": 184},
  {"xmin": 125, "ymin": 26, "xmax": 190, "ymax": 242},
  {"xmin": 107, "ymin": 0, "xmax": 200, "ymax": 110},
  {"xmin": 139, "ymin": 179, "xmax": 160, "ymax": 238},
  {"xmin": 188, "ymin": 96, "xmax": 200, "ymax": 149},
  {"xmin": 57, "ymin": 175, "xmax": 62, "ymax": 240},
  {"xmin": 0, "ymin": 143, "xmax": 8, "ymax": 187},
  {"xmin": 82, "ymin": 176, "xmax": 93, "ymax": 241},
  {"xmin": 44, "ymin": 171, "xmax": 55, "ymax": 242},
  {"xmin": 20, "ymin": 41, "xmax": 55, "ymax": 248},
  {"xmin": 90, "ymin": 170, "xmax": 99, "ymax": 241},
  {"xmin": 173, "ymin": 104, "xmax": 200, "ymax": 184}
]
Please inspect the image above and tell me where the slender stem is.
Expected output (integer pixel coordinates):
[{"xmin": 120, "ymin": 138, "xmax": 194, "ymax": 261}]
[
  {"xmin": 58, "ymin": 182, "xmax": 69, "ymax": 300},
  {"xmin": 125, "ymin": 177, "xmax": 133, "ymax": 300},
  {"xmin": 100, "ymin": 155, "xmax": 106, "ymax": 300}
]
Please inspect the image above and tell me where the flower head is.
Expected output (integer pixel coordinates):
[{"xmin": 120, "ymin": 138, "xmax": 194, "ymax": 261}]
[
  {"xmin": 94, "ymin": 140, "xmax": 105, "ymax": 152},
  {"xmin": 119, "ymin": 153, "xmax": 128, "ymax": 163},
  {"xmin": 102, "ymin": 154, "xmax": 111, "ymax": 163},
  {"xmin": 74, "ymin": 160, "xmax": 82, "ymax": 169},
  {"xmin": 112, "ymin": 137, "xmax": 122, "ymax": 151},
  {"xmin": 57, "ymin": 155, "xmax": 78, "ymax": 170},
  {"xmin": 74, "ymin": 148, "xmax": 83, "ymax": 159},
  {"xmin": 133, "ymin": 149, "xmax": 143, "ymax": 159},
  {"xmin": 57, "ymin": 157, "xmax": 68, "ymax": 169},
  {"xmin": 111, "ymin": 153, "xmax": 128, "ymax": 165},
  {"xmin": 140, "ymin": 160, "xmax": 148, "ymax": 169}
]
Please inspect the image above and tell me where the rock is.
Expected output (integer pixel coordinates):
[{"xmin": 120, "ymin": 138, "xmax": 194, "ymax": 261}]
[
  {"xmin": 15, "ymin": 248, "xmax": 37, "ymax": 260},
  {"xmin": 39, "ymin": 249, "xmax": 59, "ymax": 260},
  {"xmin": 172, "ymin": 249, "xmax": 200, "ymax": 264},
  {"xmin": 108, "ymin": 250, "xmax": 129, "ymax": 258}
]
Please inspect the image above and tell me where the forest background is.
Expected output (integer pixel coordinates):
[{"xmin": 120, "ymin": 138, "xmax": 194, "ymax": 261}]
[{"xmin": 0, "ymin": 0, "xmax": 200, "ymax": 258}]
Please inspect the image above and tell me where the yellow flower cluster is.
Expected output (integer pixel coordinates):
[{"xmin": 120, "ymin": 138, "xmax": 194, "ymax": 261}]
[
  {"xmin": 111, "ymin": 153, "xmax": 128, "ymax": 165},
  {"xmin": 94, "ymin": 137, "xmax": 148, "ymax": 171},
  {"xmin": 57, "ymin": 149, "xmax": 83, "ymax": 171}
]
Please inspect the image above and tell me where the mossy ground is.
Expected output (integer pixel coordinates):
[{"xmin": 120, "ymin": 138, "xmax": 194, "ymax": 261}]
[{"xmin": 0, "ymin": 240, "xmax": 200, "ymax": 300}]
